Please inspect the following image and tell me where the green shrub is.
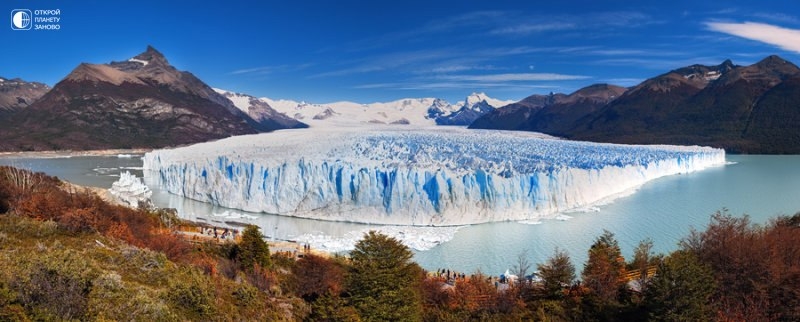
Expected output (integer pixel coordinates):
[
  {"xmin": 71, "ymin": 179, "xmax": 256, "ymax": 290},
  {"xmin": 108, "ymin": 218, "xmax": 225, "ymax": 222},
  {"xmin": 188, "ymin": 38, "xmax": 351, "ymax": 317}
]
[
  {"xmin": 12, "ymin": 249, "xmax": 98, "ymax": 320},
  {"xmin": 165, "ymin": 267, "xmax": 216, "ymax": 318}
]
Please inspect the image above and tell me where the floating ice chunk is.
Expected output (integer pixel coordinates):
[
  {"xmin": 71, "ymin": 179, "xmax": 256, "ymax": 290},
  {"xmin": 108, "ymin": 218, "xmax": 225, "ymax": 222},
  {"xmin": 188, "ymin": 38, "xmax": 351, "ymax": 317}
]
[
  {"xmin": 554, "ymin": 214, "xmax": 573, "ymax": 221},
  {"xmin": 109, "ymin": 171, "xmax": 152, "ymax": 208},
  {"xmin": 291, "ymin": 225, "xmax": 463, "ymax": 252}
]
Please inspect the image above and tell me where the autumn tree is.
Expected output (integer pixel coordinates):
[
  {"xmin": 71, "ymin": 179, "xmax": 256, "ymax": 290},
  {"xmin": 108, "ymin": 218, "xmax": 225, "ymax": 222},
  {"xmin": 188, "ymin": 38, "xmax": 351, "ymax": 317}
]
[
  {"xmin": 537, "ymin": 248, "xmax": 576, "ymax": 299},
  {"xmin": 581, "ymin": 230, "xmax": 627, "ymax": 320},
  {"xmin": 292, "ymin": 254, "xmax": 345, "ymax": 301},
  {"xmin": 347, "ymin": 231, "xmax": 423, "ymax": 322},
  {"xmin": 644, "ymin": 250, "xmax": 715, "ymax": 321},
  {"xmin": 629, "ymin": 238, "xmax": 656, "ymax": 295},
  {"xmin": 236, "ymin": 225, "xmax": 271, "ymax": 271},
  {"xmin": 582, "ymin": 230, "xmax": 626, "ymax": 302},
  {"xmin": 680, "ymin": 210, "xmax": 800, "ymax": 320}
]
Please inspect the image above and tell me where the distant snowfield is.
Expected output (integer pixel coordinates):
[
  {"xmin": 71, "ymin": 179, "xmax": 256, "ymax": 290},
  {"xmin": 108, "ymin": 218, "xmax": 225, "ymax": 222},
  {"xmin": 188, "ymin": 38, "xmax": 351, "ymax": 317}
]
[
  {"xmin": 143, "ymin": 126, "xmax": 725, "ymax": 227},
  {"xmin": 213, "ymin": 88, "xmax": 516, "ymax": 127}
]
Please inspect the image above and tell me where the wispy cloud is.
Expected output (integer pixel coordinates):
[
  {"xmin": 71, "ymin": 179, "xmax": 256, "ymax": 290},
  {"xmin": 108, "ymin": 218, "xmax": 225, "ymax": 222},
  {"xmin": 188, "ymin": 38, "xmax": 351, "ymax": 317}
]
[
  {"xmin": 750, "ymin": 13, "xmax": 800, "ymax": 25},
  {"xmin": 308, "ymin": 49, "xmax": 458, "ymax": 78},
  {"xmin": 706, "ymin": 21, "xmax": 800, "ymax": 53},
  {"xmin": 229, "ymin": 63, "xmax": 313, "ymax": 75},
  {"xmin": 230, "ymin": 66, "xmax": 275, "ymax": 75},
  {"xmin": 427, "ymin": 65, "xmax": 502, "ymax": 73},
  {"xmin": 589, "ymin": 49, "xmax": 647, "ymax": 56},
  {"xmin": 491, "ymin": 22, "xmax": 576, "ymax": 35},
  {"xmin": 438, "ymin": 73, "xmax": 590, "ymax": 82},
  {"xmin": 493, "ymin": 11, "xmax": 658, "ymax": 36}
]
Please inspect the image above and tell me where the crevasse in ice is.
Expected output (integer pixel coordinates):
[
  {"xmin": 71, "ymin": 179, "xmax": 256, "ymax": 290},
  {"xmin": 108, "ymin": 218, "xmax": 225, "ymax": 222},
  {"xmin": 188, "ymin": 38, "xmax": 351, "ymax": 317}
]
[{"xmin": 143, "ymin": 127, "xmax": 725, "ymax": 226}]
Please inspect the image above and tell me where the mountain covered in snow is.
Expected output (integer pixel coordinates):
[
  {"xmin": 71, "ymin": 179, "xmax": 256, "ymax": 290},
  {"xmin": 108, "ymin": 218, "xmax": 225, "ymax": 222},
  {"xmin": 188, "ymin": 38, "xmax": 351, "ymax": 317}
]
[
  {"xmin": 214, "ymin": 89, "xmax": 307, "ymax": 130},
  {"xmin": 213, "ymin": 90, "xmax": 515, "ymax": 127},
  {"xmin": 0, "ymin": 46, "xmax": 304, "ymax": 151},
  {"xmin": 143, "ymin": 126, "xmax": 724, "ymax": 226}
]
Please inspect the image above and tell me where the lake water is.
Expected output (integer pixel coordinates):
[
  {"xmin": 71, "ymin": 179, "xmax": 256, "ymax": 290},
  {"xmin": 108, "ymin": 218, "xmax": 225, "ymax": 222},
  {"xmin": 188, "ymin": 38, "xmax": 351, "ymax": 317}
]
[{"xmin": 2, "ymin": 154, "xmax": 799, "ymax": 275}]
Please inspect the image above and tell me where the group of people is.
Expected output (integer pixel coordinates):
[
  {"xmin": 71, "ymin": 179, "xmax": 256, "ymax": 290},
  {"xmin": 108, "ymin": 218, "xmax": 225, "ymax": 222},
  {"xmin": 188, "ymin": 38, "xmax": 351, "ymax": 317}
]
[
  {"xmin": 427, "ymin": 268, "xmax": 526, "ymax": 290},
  {"xmin": 430, "ymin": 268, "xmax": 468, "ymax": 285},
  {"xmin": 200, "ymin": 226, "xmax": 238, "ymax": 241}
]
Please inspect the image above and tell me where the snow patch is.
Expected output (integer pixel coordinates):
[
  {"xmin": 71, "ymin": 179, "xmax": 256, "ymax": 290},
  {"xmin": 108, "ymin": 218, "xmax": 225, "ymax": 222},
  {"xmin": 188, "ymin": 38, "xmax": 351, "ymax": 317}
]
[{"xmin": 128, "ymin": 58, "xmax": 149, "ymax": 66}]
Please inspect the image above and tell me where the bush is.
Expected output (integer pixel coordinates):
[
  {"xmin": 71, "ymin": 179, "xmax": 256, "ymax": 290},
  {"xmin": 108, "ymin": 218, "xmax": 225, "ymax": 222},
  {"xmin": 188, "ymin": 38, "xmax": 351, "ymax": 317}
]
[
  {"xmin": 11, "ymin": 249, "xmax": 98, "ymax": 320},
  {"xmin": 292, "ymin": 254, "xmax": 345, "ymax": 301},
  {"xmin": 165, "ymin": 267, "xmax": 216, "ymax": 318},
  {"xmin": 87, "ymin": 272, "xmax": 177, "ymax": 321}
]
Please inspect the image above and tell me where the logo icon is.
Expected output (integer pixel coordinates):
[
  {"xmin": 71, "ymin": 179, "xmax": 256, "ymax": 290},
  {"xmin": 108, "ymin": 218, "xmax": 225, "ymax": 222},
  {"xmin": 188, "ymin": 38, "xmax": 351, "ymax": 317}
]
[{"xmin": 11, "ymin": 9, "xmax": 32, "ymax": 30}]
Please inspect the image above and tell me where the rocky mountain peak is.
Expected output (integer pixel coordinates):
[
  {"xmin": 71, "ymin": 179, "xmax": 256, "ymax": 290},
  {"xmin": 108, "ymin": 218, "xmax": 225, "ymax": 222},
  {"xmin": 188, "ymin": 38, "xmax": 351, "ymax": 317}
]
[
  {"xmin": 133, "ymin": 45, "xmax": 168, "ymax": 66},
  {"xmin": 719, "ymin": 59, "xmax": 735, "ymax": 72},
  {"xmin": 751, "ymin": 55, "xmax": 800, "ymax": 75}
]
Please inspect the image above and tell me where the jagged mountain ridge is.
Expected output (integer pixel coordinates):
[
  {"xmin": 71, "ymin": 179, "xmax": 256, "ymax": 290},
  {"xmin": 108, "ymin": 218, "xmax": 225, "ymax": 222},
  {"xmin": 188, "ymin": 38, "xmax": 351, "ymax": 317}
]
[
  {"xmin": 0, "ymin": 46, "xmax": 304, "ymax": 151},
  {"xmin": 229, "ymin": 92, "xmax": 515, "ymax": 127},
  {"xmin": 214, "ymin": 90, "xmax": 307, "ymax": 130},
  {"xmin": 470, "ymin": 84, "xmax": 626, "ymax": 135},
  {"xmin": 471, "ymin": 55, "xmax": 800, "ymax": 153}
]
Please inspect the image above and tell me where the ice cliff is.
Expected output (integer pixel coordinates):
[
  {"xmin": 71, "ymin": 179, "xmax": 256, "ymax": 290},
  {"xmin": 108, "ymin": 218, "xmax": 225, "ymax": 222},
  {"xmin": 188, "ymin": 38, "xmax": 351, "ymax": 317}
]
[{"xmin": 143, "ymin": 127, "xmax": 725, "ymax": 226}]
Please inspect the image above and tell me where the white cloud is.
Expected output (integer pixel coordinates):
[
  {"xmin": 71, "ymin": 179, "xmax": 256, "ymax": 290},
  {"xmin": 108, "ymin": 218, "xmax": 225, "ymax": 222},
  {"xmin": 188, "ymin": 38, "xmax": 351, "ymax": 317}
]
[
  {"xmin": 439, "ymin": 73, "xmax": 590, "ymax": 82},
  {"xmin": 428, "ymin": 65, "xmax": 501, "ymax": 73},
  {"xmin": 230, "ymin": 66, "xmax": 274, "ymax": 75},
  {"xmin": 491, "ymin": 22, "xmax": 576, "ymax": 35},
  {"xmin": 706, "ymin": 21, "xmax": 800, "ymax": 53}
]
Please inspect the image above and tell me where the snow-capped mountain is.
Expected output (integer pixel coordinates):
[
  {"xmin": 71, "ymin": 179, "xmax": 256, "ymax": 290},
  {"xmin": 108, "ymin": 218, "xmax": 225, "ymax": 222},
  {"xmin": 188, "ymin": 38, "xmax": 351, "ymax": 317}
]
[
  {"xmin": 214, "ymin": 89, "xmax": 307, "ymax": 130},
  {"xmin": 435, "ymin": 92, "xmax": 515, "ymax": 125},
  {"xmin": 212, "ymin": 90, "xmax": 514, "ymax": 127}
]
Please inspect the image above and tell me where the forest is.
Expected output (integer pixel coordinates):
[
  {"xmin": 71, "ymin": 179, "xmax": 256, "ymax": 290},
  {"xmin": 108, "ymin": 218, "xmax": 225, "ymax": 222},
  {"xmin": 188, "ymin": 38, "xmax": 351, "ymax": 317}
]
[{"xmin": 1, "ymin": 165, "xmax": 799, "ymax": 321}]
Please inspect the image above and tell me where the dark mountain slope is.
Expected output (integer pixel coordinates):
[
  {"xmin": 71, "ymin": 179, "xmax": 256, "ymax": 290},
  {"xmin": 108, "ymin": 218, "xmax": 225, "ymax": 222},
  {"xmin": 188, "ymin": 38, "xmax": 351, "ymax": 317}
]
[{"xmin": 0, "ymin": 46, "xmax": 304, "ymax": 151}]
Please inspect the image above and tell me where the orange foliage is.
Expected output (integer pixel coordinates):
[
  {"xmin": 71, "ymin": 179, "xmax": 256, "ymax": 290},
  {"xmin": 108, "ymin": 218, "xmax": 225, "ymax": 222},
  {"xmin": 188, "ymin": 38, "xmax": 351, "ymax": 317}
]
[
  {"xmin": 0, "ymin": 167, "xmax": 191, "ymax": 263},
  {"xmin": 292, "ymin": 254, "xmax": 345, "ymax": 300},
  {"xmin": 192, "ymin": 254, "xmax": 219, "ymax": 277},
  {"xmin": 248, "ymin": 264, "xmax": 279, "ymax": 293},
  {"xmin": 107, "ymin": 222, "xmax": 135, "ymax": 242},
  {"xmin": 683, "ymin": 211, "xmax": 800, "ymax": 320}
]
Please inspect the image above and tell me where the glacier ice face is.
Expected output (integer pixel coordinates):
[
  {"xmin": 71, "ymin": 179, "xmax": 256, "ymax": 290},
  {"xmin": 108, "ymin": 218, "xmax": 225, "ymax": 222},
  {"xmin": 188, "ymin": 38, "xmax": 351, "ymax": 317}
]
[{"xmin": 143, "ymin": 126, "xmax": 725, "ymax": 226}]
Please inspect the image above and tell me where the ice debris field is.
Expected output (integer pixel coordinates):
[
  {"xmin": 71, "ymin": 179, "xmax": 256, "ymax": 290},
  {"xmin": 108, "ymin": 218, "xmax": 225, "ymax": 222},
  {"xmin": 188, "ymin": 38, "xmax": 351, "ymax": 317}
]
[{"xmin": 143, "ymin": 126, "xmax": 725, "ymax": 226}]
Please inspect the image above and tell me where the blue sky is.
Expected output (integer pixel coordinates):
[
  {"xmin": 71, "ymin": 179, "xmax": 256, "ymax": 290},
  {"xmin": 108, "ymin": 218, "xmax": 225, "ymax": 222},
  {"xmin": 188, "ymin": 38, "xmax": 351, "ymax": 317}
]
[{"xmin": 3, "ymin": 0, "xmax": 800, "ymax": 103}]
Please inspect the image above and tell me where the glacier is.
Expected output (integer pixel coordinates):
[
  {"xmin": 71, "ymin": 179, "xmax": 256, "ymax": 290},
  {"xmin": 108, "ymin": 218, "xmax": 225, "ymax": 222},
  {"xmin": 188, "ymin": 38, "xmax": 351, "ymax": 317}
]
[{"xmin": 142, "ymin": 126, "xmax": 725, "ymax": 226}]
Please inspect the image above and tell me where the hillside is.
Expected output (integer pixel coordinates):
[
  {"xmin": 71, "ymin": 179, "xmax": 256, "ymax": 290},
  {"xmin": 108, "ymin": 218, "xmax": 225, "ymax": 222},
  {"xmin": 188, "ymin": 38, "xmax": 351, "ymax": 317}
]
[
  {"xmin": 471, "ymin": 56, "xmax": 800, "ymax": 153},
  {"xmin": 1, "ymin": 166, "xmax": 798, "ymax": 320},
  {"xmin": 0, "ymin": 77, "xmax": 49, "ymax": 117},
  {"xmin": 0, "ymin": 46, "xmax": 304, "ymax": 152}
]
